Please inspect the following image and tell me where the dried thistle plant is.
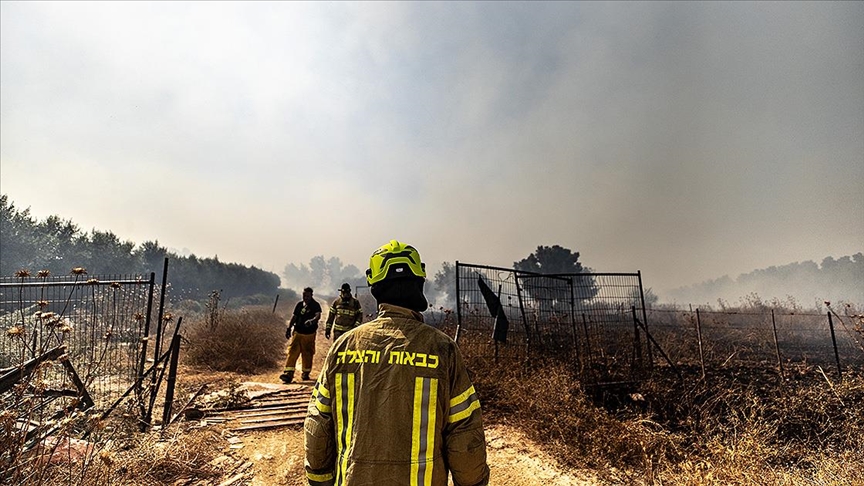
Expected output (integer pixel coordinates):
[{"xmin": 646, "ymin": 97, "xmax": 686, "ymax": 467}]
[{"xmin": 6, "ymin": 326, "xmax": 24, "ymax": 337}]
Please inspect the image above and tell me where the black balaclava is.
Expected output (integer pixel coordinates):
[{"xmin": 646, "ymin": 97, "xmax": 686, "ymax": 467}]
[{"xmin": 370, "ymin": 277, "xmax": 428, "ymax": 313}]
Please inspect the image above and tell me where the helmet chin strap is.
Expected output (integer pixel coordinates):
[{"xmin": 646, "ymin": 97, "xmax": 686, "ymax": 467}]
[{"xmin": 370, "ymin": 278, "xmax": 428, "ymax": 313}]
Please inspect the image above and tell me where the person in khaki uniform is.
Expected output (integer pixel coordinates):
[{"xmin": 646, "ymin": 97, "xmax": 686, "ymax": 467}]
[
  {"xmin": 304, "ymin": 240, "xmax": 489, "ymax": 486},
  {"xmin": 324, "ymin": 283, "xmax": 363, "ymax": 341},
  {"xmin": 281, "ymin": 287, "xmax": 322, "ymax": 384}
]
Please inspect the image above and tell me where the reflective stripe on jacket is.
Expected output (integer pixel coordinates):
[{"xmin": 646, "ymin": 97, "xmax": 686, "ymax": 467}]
[
  {"xmin": 305, "ymin": 304, "xmax": 489, "ymax": 486},
  {"xmin": 325, "ymin": 297, "xmax": 363, "ymax": 333}
]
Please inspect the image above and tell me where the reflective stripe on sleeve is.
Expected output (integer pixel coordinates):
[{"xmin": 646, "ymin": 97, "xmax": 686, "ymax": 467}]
[
  {"xmin": 411, "ymin": 376, "xmax": 438, "ymax": 486},
  {"xmin": 313, "ymin": 381, "xmax": 332, "ymax": 413},
  {"xmin": 334, "ymin": 372, "xmax": 355, "ymax": 486},
  {"xmin": 448, "ymin": 385, "xmax": 480, "ymax": 424},
  {"xmin": 306, "ymin": 470, "xmax": 335, "ymax": 483}
]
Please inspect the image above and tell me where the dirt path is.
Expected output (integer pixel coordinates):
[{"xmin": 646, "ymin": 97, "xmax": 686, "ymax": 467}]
[{"xmin": 208, "ymin": 310, "xmax": 601, "ymax": 486}]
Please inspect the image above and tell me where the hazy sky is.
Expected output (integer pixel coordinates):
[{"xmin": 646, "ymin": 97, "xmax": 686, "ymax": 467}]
[{"xmin": 1, "ymin": 1, "xmax": 862, "ymax": 297}]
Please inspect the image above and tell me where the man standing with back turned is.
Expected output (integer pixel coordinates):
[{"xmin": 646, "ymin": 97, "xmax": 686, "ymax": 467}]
[
  {"xmin": 324, "ymin": 283, "xmax": 363, "ymax": 342},
  {"xmin": 304, "ymin": 240, "xmax": 489, "ymax": 486},
  {"xmin": 281, "ymin": 287, "xmax": 322, "ymax": 384}
]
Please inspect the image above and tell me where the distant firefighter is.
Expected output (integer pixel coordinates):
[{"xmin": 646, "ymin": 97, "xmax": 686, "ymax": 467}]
[
  {"xmin": 324, "ymin": 282, "xmax": 363, "ymax": 341},
  {"xmin": 280, "ymin": 287, "xmax": 322, "ymax": 384}
]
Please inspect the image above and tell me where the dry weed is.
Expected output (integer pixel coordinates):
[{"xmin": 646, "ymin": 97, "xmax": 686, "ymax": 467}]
[
  {"xmin": 183, "ymin": 309, "xmax": 286, "ymax": 373},
  {"xmin": 469, "ymin": 352, "xmax": 864, "ymax": 485}
]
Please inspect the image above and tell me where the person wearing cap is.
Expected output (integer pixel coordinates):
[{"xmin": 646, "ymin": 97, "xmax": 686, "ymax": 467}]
[
  {"xmin": 324, "ymin": 283, "xmax": 363, "ymax": 341},
  {"xmin": 280, "ymin": 287, "xmax": 322, "ymax": 384},
  {"xmin": 304, "ymin": 240, "xmax": 490, "ymax": 486}
]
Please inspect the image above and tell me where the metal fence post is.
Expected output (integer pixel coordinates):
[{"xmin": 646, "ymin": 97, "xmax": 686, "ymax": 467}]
[
  {"xmin": 637, "ymin": 270, "xmax": 653, "ymax": 367},
  {"xmin": 695, "ymin": 308, "xmax": 706, "ymax": 380},
  {"xmin": 570, "ymin": 279, "xmax": 581, "ymax": 370},
  {"xmin": 631, "ymin": 306, "xmax": 643, "ymax": 374},
  {"xmin": 454, "ymin": 261, "xmax": 462, "ymax": 343},
  {"xmin": 515, "ymin": 275, "xmax": 530, "ymax": 354},
  {"xmin": 827, "ymin": 312, "xmax": 842, "ymax": 380},
  {"xmin": 137, "ymin": 272, "xmax": 156, "ymax": 422},
  {"xmin": 161, "ymin": 331, "xmax": 182, "ymax": 427},
  {"xmin": 771, "ymin": 310, "xmax": 784, "ymax": 379},
  {"xmin": 153, "ymin": 257, "xmax": 170, "ymax": 364}
]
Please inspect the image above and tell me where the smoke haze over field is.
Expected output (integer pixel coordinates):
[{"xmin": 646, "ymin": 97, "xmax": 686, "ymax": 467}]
[{"xmin": 1, "ymin": 2, "xmax": 862, "ymax": 301}]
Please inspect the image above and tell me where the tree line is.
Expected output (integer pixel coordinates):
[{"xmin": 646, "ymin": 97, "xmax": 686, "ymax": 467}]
[
  {"xmin": 0, "ymin": 195, "xmax": 281, "ymax": 301},
  {"xmin": 283, "ymin": 244, "xmax": 597, "ymax": 308},
  {"xmin": 666, "ymin": 253, "xmax": 864, "ymax": 308}
]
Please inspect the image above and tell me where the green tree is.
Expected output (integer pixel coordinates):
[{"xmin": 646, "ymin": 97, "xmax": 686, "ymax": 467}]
[
  {"xmin": 1, "ymin": 195, "xmax": 281, "ymax": 301},
  {"xmin": 0, "ymin": 195, "xmax": 39, "ymax": 274},
  {"xmin": 514, "ymin": 245, "xmax": 598, "ymax": 303},
  {"xmin": 514, "ymin": 245, "xmax": 588, "ymax": 274},
  {"xmin": 134, "ymin": 240, "xmax": 168, "ymax": 274},
  {"xmin": 86, "ymin": 230, "xmax": 137, "ymax": 273}
]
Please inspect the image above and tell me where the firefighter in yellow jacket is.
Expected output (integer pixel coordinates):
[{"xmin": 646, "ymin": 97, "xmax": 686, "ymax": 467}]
[
  {"xmin": 324, "ymin": 283, "xmax": 363, "ymax": 341},
  {"xmin": 304, "ymin": 240, "xmax": 490, "ymax": 486}
]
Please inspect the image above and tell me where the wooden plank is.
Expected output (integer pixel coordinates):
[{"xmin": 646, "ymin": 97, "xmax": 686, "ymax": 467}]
[
  {"xmin": 230, "ymin": 401, "xmax": 307, "ymax": 410},
  {"xmin": 237, "ymin": 413, "xmax": 306, "ymax": 425},
  {"xmin": 209, "ymin": 403, "xmax": 307, "ymax": 417},
  {"xmin": 258, "ymin": 394, "xmax": 310, "ymax": 402},
  {"xmin": 257, "ymin": 397, "xmax": 309, "ymax": 405},
  {"xmin": 205, "ymin": 397, "xmax": 309, "ymax": 413},
  {"xmin": 231, "ymin": 419, "xmax": 305, "ymax": 432},
  {"xmin": 0, "ymin": 346, "xmax": 66, "ymax": 393},
  {"xmin": 230, "ymin": 407, "xmax": 307, "ymax": 419}
]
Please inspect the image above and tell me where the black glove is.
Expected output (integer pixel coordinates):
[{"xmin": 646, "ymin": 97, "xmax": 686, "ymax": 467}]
[
  {"xmin": 285, "ymin": 327, "xmax": 292, "ymax": 339},
  {"xmin": 325, "ymin": 330, "xmax": 331, "ymax": 340}
]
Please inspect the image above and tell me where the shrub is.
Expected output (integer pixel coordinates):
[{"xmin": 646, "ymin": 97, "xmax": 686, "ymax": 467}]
[
  {"xmin": 182, "ymin": 308, "xmax": 285, "ymax": 373},
  {"xmin": 469, "ymin": 356, "xmax": 677, "ymax": 473},
  {"xmin": 468, "ymin": 351, "xmax": 864, "ymax": 484}
]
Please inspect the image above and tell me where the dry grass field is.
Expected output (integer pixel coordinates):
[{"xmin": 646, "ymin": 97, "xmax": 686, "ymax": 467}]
[{"xmin": 3, "ymin": 304, "xmax": 863, "ymax": 485}]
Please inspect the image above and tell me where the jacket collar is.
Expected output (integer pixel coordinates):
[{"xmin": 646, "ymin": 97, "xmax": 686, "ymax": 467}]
[{"xmin": 377, "ymin": 303, "xmax": 425, "ymax": 323}]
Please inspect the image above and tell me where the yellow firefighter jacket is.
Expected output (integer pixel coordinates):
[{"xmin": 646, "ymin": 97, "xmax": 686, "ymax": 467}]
[
  {"xmin": 305, "ymin": 304, "xmax": 489, "ymax": 486},
  {"xmin": 325, "ymin": 296, "xmax": 363, "ymax": 333}
]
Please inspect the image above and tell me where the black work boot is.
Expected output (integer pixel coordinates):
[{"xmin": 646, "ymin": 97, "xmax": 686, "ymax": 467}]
[
  {"xmin": 301, "ymin": 372, "xmax": 311, "ymax": 381},
  {"xmin": 279, "ymin": 373, "xmax": 293, "ymax": 384}
]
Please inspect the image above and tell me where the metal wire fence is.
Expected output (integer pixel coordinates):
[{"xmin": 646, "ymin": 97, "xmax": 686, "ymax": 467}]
[
  {"xmin": 646, "ymin": 307, "xmax": 864, "ymax": 379},
  {"xmin": 0, "ymin": 273, "xmax": 156, "ymax": 409},
  {"xmin": 453, "ymin": 262, "xmax": 649, "ymax": 386},
  {"xmin": 453, "ymin": 262, "xmax": 864, "ymax": 385}
]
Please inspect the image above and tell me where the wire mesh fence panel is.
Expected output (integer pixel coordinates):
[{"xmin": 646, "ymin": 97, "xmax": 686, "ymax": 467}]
[
  {"xmin": 644, "ymin": 310, "xmax": 702, "ymax": 368},
  {"xmin": 454, "ymin": 263, "xmax": 531, "ymax": 364},
  {"xmin": 824, "ymin": 312, "xmax": 864, "ymax": 369},
  {"xmin": 454, "ymin": 262, "xmax": 864, "ymax": 382},
  {"xmin": 0, "ymin": 273, "xmax": 155, "ymax": 409},
  {"xmin": 454, "ymin": 263, "xmax": 648, "ymax": 386},
  {"xmin": 515, "ymin": 274, "xmax": 577, "ymax": 358},
  {"xmin": 695, "ymin": 311, "xmax": 778, "ymax": 367},
  {"xmin": 568, "ymin": 273, "xmax": 649, "ymax": 386}
]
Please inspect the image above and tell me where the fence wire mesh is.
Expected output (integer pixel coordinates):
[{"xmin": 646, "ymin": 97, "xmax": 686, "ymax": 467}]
[
  {"xmin": 454, "ymin": 262, "xmax": 648, "ymax": 386},
  {"xmin": 455, "ymin": 262, "xmax": 864, "ymax": 383},
  {"xmin": 646, "ymin": 308, "xmax": 864, "ymax": 374},
  {"xmin": 0, "ymin": 274, "xmax": 155, "ymax": 409}
]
